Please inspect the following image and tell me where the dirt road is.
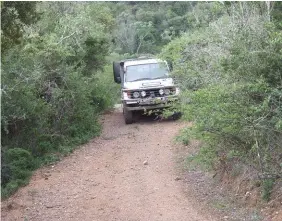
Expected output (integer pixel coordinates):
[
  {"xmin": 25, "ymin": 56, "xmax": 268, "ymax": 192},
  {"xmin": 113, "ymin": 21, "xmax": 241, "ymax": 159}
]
[{"xmin": 1, "ymin": 109, "xmax": 229, "ymax": 221}]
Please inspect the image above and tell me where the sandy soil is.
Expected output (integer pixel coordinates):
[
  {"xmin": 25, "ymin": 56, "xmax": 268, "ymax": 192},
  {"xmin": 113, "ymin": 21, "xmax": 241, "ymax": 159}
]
[{"xmin": 1, "ymin": 108, "xmax": 277, "ymax": 221}]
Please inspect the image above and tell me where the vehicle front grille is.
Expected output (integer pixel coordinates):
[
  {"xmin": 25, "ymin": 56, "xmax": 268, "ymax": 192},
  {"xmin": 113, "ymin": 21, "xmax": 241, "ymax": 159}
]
[{"xmin": 127, "ymin": 88, "xmax": 175, "ymax": 99}]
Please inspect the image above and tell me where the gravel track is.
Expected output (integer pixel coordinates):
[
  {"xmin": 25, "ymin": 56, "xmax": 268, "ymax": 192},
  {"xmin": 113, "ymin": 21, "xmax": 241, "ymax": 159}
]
[{"xmin": 1, "ymin": 109, "xmax": 225, "ymax": 221}]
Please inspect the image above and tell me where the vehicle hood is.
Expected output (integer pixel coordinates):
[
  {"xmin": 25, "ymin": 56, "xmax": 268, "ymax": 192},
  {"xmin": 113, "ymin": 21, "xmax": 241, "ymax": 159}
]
[{"xmin": 123, "ymin": 78, "xmax": 175, "ymax": 90}]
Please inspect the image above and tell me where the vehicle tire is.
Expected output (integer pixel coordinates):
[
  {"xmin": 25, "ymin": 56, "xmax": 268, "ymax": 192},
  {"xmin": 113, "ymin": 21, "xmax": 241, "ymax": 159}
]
[
  {"xmin": 123, "ymin": 107, "xmax": 133, "ymax": 124},
  {"xmin": 113, "ymin": 62, "xmax": 121, "ymax": 83},
  {"xmin": 171, "ymin": 111, "xmax": 182, "ymax": 120},
  {"xmin": 133, "ymin": 110, "xmax": 141, "ymax": 122}
]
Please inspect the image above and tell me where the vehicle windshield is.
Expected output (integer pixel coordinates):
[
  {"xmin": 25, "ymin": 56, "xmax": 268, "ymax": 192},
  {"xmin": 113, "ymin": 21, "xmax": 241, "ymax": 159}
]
[{"xmin": 125, "ymin": 62, "xmax": 169, "ymax": 82}]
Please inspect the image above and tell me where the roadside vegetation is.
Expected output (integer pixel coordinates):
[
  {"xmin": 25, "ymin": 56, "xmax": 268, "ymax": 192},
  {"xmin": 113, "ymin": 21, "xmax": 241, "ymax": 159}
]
[
  {"xmin": 1, "ymin": 2, "xmax": 118, "ymax": 198},
  {"xmin": 161, "ymin": 2, "xmax": 282, "ymax": 201},
  {"xmin": 1, "ymin": 1, "xmax": 281, "ymax": 203}
]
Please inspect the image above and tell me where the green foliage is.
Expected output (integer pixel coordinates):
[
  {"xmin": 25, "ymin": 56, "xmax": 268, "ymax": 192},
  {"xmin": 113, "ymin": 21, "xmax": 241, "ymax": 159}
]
[
  {"xmin": 1, "ymin": 179, "xmax": 30, "ymax": 199},
  {"xmin": 1, "ymin": 1, "xmax": 39, "ymax": 51},
  {"xmin": 5, "ymin": 148, "xmax": 35, "ymax": 170},
  {"xmin": 1, "ymin": 148, "xmax": 36, "ymax": 198},
  {"xmin": 83, "ymin": 37, "xmax": 109, "ymax": 75},
  {"xmin": 187, "ymin": 145, "xmax": 219, "ymax": 171},
  {"xmin": 272, "ymin": 2, "xmax": 282, "ymax": 29},
  {"xmin": 262, "ymin": 179, "xmax": 275, "ymax": 201},
  {"xmin": 1, "ymin": 2, "xmax": 118, "ymax": 198},
  {"xmin": 111, "ymin": 2, "xmax": 225, "ymax": 55},
  {"xmin": 176, "ymin": 127, "xmax": 191, "ymax": 146},
  {"xmin": 161, "ymin": 2, "xmax": 282, "ymax": 198}
]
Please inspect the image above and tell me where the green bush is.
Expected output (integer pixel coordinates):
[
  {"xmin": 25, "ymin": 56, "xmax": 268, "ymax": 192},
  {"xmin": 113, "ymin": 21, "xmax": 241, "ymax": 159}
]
[
  {"xmin": 161, "ymin": 2, "xmax": 282, "ymax": 198},
  {"xmin": 1, "ymin": 179, "xmax": 30, "ymax": 198},
  {"xmin": 1, "ymin": 148, "xmax": 36, "ymax": 198},
  {"xmin": 5, "ymin": 148, "xmax": 35, "ymax": 170},
  {"xmin": 262, "ymin": 179, "xmax": 275, "ymax": 202},
  {"xmin": 1, "ymin": 2, "xmax": 118, "ymax": 198},
  {"xmin": 187, "ymin": 145, "xmax": 219, "ymax": 171}
]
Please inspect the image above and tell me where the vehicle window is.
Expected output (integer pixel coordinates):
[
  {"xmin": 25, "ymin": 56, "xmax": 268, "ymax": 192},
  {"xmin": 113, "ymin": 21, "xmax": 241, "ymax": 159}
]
[{"xmin": 125, "ymin": 63, "xmax": 169, "ymax": 82}]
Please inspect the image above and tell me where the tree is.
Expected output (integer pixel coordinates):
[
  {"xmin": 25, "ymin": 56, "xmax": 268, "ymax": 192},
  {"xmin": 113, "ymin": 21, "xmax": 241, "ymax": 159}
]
[
  {"xmin": 1, "ymin": 1, "xmax": 38, "ymax": 52},
  {"xmin": 1, "ymin": 1, "xmax": 117, "ymax": 198},
  {"xmin": 161, "ymin": 2, "xmax": 282, "ymax": 187},
  {"xmin": 135, "ymin": 21, "xmax": 154, "ymax": 54}
]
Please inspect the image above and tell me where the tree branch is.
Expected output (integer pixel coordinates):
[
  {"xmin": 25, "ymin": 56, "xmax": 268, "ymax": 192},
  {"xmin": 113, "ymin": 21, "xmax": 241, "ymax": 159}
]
[{"xmin": 57, "ymin": 31, "xmax": 76, "ymax": 45}]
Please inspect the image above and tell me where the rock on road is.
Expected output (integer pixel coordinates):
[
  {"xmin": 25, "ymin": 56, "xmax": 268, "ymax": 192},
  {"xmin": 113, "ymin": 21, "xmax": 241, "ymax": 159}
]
[{"xmin": 1, "ymin": 109, "xmax": 219, "ymax": 221}]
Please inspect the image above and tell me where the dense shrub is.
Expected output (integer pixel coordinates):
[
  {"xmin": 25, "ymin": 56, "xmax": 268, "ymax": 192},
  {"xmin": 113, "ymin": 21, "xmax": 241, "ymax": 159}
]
[
  {"xmin": 1, "ymin": 2, "xmax": 118, "ymax": 198},
  {"xmin": 1, "ymin": 148, "xmax": 36, "ymax": 196},
  {"xmin": 161, "ymin": 2, "xmax": 282, "ymax": 199}
]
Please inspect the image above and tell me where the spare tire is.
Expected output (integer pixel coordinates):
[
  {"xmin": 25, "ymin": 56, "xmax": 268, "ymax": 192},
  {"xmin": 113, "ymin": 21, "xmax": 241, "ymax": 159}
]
[{"xmin": 113, "ymin": 62, "xmax": 121, "ymax": 83}]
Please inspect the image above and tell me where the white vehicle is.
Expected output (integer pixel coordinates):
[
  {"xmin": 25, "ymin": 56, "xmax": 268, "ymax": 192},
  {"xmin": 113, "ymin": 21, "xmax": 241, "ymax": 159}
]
[{"xmin": 113, "ymin": 57, "xmax": 180, "ymax": 124}]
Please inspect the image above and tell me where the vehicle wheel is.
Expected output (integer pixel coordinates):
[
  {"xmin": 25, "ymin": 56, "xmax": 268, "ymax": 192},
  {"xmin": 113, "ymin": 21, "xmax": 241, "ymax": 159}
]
[
  {"xmin": 123, "ymin": 108, "xmax": 133, "ymax": 124},
  {"xmin": 133, "ymin": 110, "xmax": 141, "ymax": 122},
  {"xmin": 171, "ymin": 111, "xmax": 182, "ymax": 120}
]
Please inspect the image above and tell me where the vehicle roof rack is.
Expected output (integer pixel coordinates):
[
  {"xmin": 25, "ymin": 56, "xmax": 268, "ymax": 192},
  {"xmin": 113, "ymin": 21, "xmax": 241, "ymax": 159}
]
[
  {"xmin": 121, "ymin": 54, "xmax": 157, "ymax": 63},
  {"xmin": 137, "ymin": 54, "xmax": 155, "ymax": 59}
]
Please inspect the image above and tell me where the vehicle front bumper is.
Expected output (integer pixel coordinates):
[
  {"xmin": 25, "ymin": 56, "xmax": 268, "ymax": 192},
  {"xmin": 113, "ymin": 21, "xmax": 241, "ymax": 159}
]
[{"xmin": 123, "ymin": 96, "xmax": 178, "ymax": 111}]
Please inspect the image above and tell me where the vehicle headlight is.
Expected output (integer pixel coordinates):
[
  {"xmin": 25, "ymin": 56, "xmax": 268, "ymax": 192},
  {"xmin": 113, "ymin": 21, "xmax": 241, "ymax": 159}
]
[
  {"xmin": 133, "ymin": 91, "xmax": 140, "ymax": 98},
  {"xmin": 123, "ymin": 92, "xmax": 129, "ymax": 99},
  {"xmin": 159, "ymin": 89, "xmax": 164, "ymax": 95},
  {"xmin": 164, "ymin": 88, "xmax": 170, "ymax": 95},
  {"xmin": 141, "ymin": 91, "xmax": 146, "ymax": 97}
]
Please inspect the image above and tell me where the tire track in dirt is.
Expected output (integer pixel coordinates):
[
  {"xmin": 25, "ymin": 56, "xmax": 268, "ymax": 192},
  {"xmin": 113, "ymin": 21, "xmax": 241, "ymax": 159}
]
[{"xmin": 1, "ymin": 109, "xmax": 219, "ymax": 221}]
